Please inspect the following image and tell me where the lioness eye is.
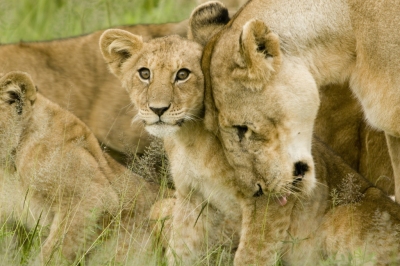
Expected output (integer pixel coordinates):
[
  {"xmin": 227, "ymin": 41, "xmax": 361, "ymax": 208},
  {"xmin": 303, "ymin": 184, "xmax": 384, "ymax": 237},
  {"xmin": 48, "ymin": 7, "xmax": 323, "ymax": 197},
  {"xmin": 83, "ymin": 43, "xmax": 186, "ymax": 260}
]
[
  {"xmin": 233, "ymin": 125, "xmax": 248, "ymax": 141},
  {"xmin": 138, "ymin": 68, "xmax": 150, "ymax": 80},
  {"xmin": 176, "ymin": 68, "xmax": 190, "ymax": 81}
]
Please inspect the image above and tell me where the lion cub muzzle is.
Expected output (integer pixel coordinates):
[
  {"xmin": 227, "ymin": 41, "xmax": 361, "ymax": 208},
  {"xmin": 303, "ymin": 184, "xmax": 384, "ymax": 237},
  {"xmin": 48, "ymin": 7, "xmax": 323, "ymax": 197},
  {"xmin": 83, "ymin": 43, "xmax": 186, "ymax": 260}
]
[{"xmin": 149, "ymin": 104, "xmax": 171, "ymax": 117}]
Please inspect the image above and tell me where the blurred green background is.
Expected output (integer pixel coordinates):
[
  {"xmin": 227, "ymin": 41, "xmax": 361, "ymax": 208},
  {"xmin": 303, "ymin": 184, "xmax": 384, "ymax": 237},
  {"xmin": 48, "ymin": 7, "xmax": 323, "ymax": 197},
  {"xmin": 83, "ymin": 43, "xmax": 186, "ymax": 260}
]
[{"xmin": 0, "ymin": 0, "xmax": 197, "ymax": 44}]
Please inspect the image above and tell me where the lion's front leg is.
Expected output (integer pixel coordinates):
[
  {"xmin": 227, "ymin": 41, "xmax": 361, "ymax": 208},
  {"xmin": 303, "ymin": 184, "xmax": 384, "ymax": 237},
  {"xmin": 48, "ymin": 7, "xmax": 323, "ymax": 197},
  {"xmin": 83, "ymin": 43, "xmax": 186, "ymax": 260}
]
[
  {"xmin": 38, "ymin": 186, "xmax": 116, "ymax": 265},
  {"xmin": 166, "ymin": 192, "xmax": 220, "ymax": 266},
  {"xmin": 234, "ymin": 195, "xmax": 294, "ymax": 266}
]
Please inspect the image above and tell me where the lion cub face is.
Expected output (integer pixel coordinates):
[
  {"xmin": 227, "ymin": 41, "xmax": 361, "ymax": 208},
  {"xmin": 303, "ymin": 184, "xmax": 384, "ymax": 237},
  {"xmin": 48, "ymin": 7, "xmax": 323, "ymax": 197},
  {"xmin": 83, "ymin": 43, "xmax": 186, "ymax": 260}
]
[
  {"xmin": 192, "ymin": 4, "xmax": 320, "ymax": 199},
  {"xmin": 100, "ymin": 30, "xmax": 204, "ymax": 138},
  {"xmin": 0, "ymin": 72, "xmax": 36, "ymax": 163}
]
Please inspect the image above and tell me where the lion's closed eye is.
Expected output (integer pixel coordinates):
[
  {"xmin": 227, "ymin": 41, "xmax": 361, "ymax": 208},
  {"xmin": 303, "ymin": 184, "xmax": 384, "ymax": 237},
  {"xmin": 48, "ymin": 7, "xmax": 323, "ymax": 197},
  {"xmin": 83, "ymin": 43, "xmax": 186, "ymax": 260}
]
[{"xmin": 233, "ymin": 125, "xmax": 248, "ymax": 141}]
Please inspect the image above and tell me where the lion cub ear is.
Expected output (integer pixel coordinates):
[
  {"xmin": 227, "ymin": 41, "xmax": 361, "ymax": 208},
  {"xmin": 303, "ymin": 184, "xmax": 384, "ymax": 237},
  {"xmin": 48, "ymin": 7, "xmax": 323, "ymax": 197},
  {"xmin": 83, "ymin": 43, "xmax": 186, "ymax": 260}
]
[
  {"xmin": 99, "ymin": 29, "xmax": 143, "ymax": 78},
  {"xmin": 234, "ymin": 19, "xmax": 282, "ymax": 91},
  {"xmin": 0, "ymin": 71, "xmax": 37, "ymax": 115},
  {"xmin": 188, "ymin": 1, "xmax": 230, "ymax": 45}
]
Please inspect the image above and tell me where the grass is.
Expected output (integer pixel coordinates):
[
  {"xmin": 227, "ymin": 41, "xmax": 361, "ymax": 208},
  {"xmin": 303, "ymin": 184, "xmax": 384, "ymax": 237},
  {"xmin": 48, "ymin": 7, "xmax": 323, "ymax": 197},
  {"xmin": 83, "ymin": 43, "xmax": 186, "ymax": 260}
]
[{"xmin": 0, "ymin": 0, "xmax": 197, "ymax": 44}]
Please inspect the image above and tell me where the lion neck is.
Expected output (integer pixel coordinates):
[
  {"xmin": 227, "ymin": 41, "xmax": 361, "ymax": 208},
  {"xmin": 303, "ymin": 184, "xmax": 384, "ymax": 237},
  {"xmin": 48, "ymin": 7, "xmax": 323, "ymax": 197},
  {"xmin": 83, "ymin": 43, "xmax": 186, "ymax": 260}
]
[{"xmin": 163, "ymin": 119, "xmax": 208, "ymax": 149}]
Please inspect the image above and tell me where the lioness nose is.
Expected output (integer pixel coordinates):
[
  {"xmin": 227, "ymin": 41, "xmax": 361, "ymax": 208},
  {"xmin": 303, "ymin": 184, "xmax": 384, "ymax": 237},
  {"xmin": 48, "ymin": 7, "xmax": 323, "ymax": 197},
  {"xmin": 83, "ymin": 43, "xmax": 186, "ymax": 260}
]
[
  {"xmin": 150, "ymin": 105, "xmax": 170, "ymax": 117},
  {"xmin": 293, "ymin": 161, "xmax": 309, "ymax": 177}
]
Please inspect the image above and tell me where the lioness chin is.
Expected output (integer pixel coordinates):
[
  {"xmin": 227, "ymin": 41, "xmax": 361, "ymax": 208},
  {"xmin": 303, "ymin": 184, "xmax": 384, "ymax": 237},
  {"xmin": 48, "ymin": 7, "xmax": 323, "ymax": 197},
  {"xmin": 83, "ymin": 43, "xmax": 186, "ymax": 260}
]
[
  {"xmin": 100, "ymin": 25, "xmax": 400, "ymax": 265},
  {"xmin": 0, "ymin": 71, "xmax": 160, "ymax": 264}
]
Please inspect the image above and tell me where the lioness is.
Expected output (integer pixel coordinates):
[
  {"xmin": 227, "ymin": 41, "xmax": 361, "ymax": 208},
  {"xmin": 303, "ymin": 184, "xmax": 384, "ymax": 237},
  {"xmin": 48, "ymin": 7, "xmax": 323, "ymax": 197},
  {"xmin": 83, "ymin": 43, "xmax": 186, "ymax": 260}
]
[
  {"xmin": 0, "ymin": 15, "xmax": 394, "ymax": 194},
  {"xmin": 100, "ymin": 25, "xmax": 400, "ymax": 265},
  {"xmin": 0, "ymin": 71, "xmax": 159, "ymax": 264},
  {"xmin": 191, "ymin": 2, "xmax": 400, "ymax": 263},
  {"xmin": 192, "ymin": 0, "xmax": 400, "ymax": 200}
]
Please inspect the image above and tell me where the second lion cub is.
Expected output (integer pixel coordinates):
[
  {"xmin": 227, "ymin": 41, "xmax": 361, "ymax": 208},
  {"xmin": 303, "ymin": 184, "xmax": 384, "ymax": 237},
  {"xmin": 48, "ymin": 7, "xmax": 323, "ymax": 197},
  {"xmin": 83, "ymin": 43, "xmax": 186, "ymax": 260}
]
[{"xmin": 0, "ymin": 71, "xmax": 159, "ymax": 264}]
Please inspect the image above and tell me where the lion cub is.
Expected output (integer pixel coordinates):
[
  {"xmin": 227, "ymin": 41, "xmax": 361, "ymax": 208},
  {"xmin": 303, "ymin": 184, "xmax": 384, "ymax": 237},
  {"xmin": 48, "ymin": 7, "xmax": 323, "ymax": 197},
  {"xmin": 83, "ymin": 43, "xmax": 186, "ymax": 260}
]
[
  {"xmin": 0, "ymin": 71, "xmax": 159, "ymax": 264},
  {"xmin": 100, "ymin": 27, "xmax": 400, "ymax": 265},
  {"xmin": 100, "ymin": 29, "xmax": 241, "ymax": 264}
]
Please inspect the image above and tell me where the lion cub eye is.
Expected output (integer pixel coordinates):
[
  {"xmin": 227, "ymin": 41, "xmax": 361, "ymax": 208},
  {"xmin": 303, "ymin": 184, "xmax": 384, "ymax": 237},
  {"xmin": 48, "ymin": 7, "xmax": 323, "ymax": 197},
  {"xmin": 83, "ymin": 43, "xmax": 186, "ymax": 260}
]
[
  {"xmin": 233, "ymin": 125, "xmax": 248, "ymax": 141},
  {"xmin": 175, "ymin": 68, "xmax": 190, "ymax": 81},
  {"xmin": 138, "ymin": 68, "xmax": 151, "ymax": 80}
]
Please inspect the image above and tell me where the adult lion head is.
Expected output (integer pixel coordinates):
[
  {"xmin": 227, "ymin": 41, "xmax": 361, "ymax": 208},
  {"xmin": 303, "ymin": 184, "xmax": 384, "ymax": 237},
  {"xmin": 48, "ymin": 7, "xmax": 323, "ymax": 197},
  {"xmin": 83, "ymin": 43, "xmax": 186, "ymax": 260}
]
[{"xmin": 190, "ymin": 2, "xmax": 320, "ymax": 198}]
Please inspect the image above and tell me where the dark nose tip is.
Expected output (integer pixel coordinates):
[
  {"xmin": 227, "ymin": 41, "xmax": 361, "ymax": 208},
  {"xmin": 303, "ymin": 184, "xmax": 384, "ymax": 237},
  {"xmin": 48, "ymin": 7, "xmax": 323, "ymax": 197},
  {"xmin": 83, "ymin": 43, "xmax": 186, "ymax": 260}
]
[
  {"xmin": 150, "ymin": 105, "xmax": 170, "ymax": 117},
  {"xmin": 293, "ymin": 161, "xmax": 309, "ymax": 177}
]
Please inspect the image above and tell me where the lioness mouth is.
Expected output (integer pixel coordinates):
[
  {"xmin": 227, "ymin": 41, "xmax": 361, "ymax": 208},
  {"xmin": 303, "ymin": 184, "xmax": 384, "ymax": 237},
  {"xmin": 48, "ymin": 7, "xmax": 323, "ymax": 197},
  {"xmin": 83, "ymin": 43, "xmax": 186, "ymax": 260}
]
[
  {"xmin": 253, "ymin": 183, "xmax": 290, "ymax": 206},
  {"xmin": 276, "ymin": 195, "xmax": 289, "ymax": 206},
  {"xmin": 292, "ymin": 176, "xmax": 303, "ymax": 186}
]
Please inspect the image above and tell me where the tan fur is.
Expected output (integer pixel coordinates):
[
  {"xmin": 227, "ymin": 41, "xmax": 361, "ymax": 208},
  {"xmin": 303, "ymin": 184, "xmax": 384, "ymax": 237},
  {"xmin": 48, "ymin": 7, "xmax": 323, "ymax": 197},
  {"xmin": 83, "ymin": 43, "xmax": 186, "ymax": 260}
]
[
  {"xmin": 0, "ymin": 21, "xmax": 188, "ymax": 162},
  {"xmin": 316, "ymin": 83, "xmax": 394, "ymax": 194},
  {"xmin": 0, "ymin": 71, "xmax": 159, "ymax": 264},
  {"xmin": 191, "ymin": 0, "xmax": 400, "ymax": 197},
  {"xmin": 346, "ymin": 0, "xmax": 400, "ymax": 202},
  {"xmin": 234, "ymin": 139, "xmax": 400, "ymax": 265},
  {"xmin": 101, "ymin": 27, "xmax": 400, "ymax": 265},
  {"xmin": 203, "ymin": 0, "xmax": 400, "ymax": 201},
  {"xmin": 190, "ymin": 1, "xmax": 400, "ymax": 265},
  {"xmin": 100, "ymin": 30, "xmax": 241, "ymax": 265}
]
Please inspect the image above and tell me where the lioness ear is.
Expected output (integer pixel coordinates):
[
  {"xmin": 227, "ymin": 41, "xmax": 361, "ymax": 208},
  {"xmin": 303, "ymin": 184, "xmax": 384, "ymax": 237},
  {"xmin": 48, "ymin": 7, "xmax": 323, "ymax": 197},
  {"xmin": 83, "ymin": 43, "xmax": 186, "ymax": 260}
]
[
  {"xmin": 233, "ymin": 19, "xmax": 282, "ymax": 91},
  {"xmin": 0, "ymin": 71, "xmax": 37, "ymax": 115},
  {"xmin": 99, "ymin": 29, "xmax": 143, "ymax": 78},
  {"xmin": 188, "ymin": 1, "xmax": 230, "ymax": 45}
]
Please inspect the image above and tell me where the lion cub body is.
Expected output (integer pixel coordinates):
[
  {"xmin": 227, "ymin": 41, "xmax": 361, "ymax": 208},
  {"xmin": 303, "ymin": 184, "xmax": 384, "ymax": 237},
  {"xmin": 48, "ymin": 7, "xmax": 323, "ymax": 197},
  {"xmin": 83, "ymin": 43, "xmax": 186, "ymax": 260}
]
[
  {"xmin": 100, "ymin": 31, "xmax": 241, "ymax": 264},
  {"xmin": 101, "ymin": 27, "xmax": 400, "ymax": 265},
  {"xmin": 0, "ymin": 72, "xmax": 158, "ymax": 264}
]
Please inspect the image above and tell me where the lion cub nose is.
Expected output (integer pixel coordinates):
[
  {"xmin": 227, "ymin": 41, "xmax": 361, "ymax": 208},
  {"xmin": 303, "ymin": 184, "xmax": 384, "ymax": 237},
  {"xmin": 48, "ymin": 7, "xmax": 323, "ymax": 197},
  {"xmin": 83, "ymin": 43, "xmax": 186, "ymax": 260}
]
[{"xmin": 150, "ymin": 105, "xmax": 170, "ymax": 117}]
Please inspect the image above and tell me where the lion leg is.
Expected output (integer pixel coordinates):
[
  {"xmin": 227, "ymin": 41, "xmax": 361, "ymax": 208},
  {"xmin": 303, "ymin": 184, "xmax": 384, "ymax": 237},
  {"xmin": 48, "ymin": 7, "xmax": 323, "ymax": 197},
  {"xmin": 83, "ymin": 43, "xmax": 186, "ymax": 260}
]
[
  {"xmin": 165, "ymin": 192, "xmax": 221, "ymax": 265},
  {"xmin": 149, "ymin": 198, "xmax": 175, "ymax": 251},
  {"xmin": 385, "ymin": 134, "xmax": 400, "ymax": 202},
  {"xmin": 234, "ymin": 196, "xmax": 294, "ymax": 266},
  {"xmin": 38, "ymin": 183, "xmax": 117, "ymax": 265},
  {"xmin": 40, "ymin": 202, "xmax": 102, "ymax": 264},
  {"xmin": 320, "ymin": 187, "xmax": 400, "ymax": 264}
]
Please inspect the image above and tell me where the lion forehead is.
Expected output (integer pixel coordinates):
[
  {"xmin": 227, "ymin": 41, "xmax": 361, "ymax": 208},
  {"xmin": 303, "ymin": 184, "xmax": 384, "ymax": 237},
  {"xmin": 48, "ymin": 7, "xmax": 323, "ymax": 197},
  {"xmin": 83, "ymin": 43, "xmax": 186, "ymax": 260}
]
[{"xmin": 143, "ymin": 36, "xmax": 203, "ymax": 63}]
